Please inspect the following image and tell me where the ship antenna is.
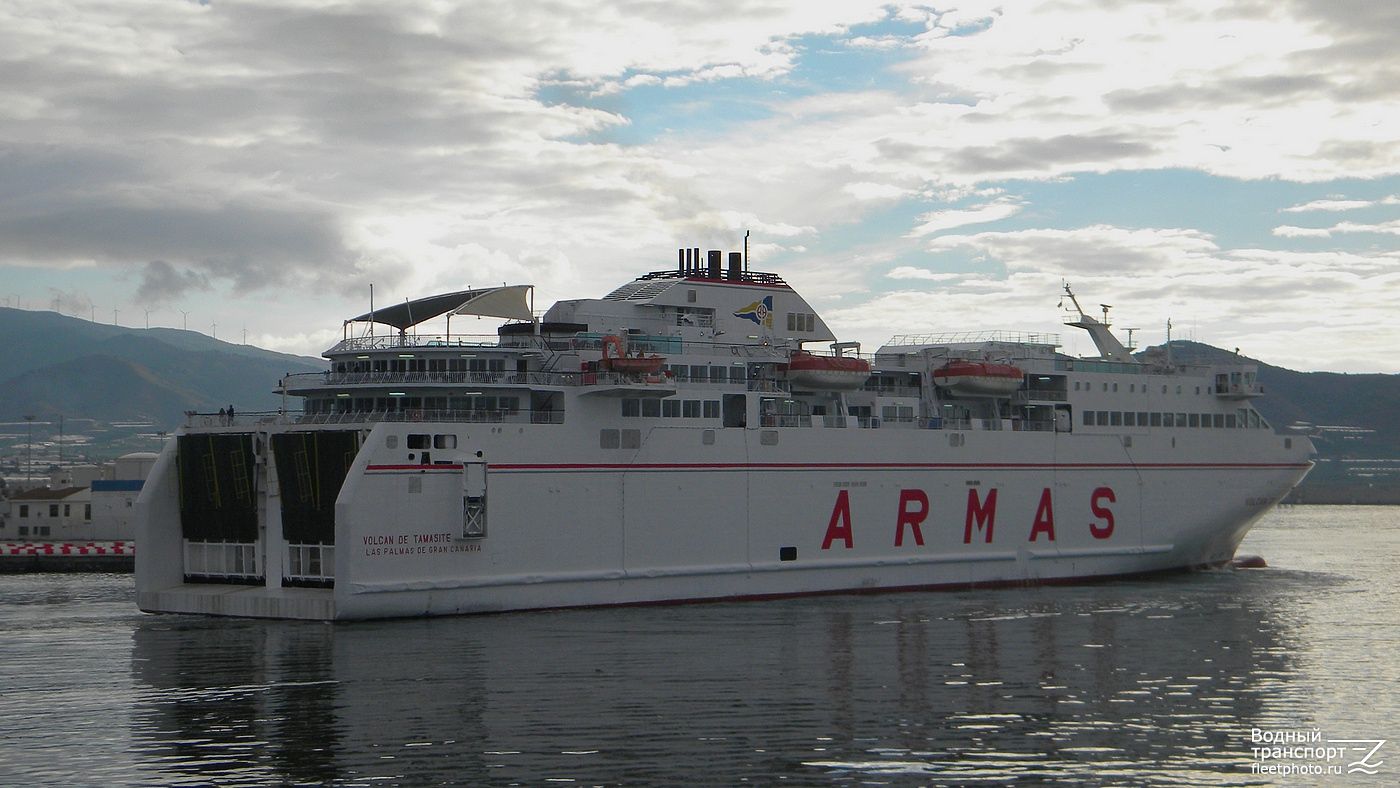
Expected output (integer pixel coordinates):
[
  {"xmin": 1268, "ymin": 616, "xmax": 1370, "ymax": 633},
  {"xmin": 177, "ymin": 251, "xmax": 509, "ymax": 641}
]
[
  {"xmin": 1062, "ymin": 282, "xmax": 1086, "ymax": 320},
  {"xmin": 744, "ymin": 229, "xmax": 750, "ymax": 272},
  {"xmin": 1166, "ymin": 318, "xmax": 1173, "ymax": 367}
]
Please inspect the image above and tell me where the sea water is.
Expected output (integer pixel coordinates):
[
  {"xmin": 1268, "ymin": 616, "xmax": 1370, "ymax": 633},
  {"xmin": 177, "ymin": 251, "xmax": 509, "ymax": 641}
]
[{"xmin": 0, "ymin": 505, "xmax": 1395, "ymax": 786}]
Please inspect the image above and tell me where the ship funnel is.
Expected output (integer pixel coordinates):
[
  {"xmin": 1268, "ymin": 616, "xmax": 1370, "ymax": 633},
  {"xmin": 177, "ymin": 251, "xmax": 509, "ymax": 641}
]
[
  {"xmin": 728, "ymin": 252, "xmax": 742, "ymax": 281},
  {"xmin": 708, "ymin": 250, "xmax": 721, "ymax": 279}
]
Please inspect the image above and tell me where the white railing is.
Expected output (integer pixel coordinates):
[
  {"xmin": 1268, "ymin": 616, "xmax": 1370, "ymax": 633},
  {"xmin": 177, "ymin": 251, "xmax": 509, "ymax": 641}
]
[
  {"xmin": 286, "ymin": 544, "xmax": 334, "ymax": 585},
  {"xmin": 184, "ymin": 540, "xmax": 260, "ymax": 580},
  {"xmin": 288, "ymin": 409, "xmax": 566, "ymax": 426},
  {"xmin": 328, "ymin": 334, "xmax": 503, "ymax": 352},
  {"xmin": 281, "ymin": 369, "xmax": 679, "ymax": 392},
  {"xmin": 885, "ymin": 330, "xmax": 1061, "ymax": 347}
]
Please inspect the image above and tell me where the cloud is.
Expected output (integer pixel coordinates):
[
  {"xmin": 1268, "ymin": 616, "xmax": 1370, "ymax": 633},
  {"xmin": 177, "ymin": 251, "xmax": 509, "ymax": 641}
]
[
  {"xmin": 1331, "ymin": 219, "xmax": 1400, "ymax": 235},
  {"xmin": 908, "ymin": 197, "xmax": 1024, "ymax": 236},
  {"xmin": 2, "ymin": 0, "xmax": 1399, "ymax": 373},
  {"xmin": 1281, "ymin": 197, "xmax": 1397, "ymax": 213},
  {"xmin": 1272, "ymin": 225, "xmax": 1333, "ymax": 238},
  {"xmin": 826, "ymin": 225, "xmax": 1400, "ymax": 372},
  {"xmin": 886, "ymin": 266, "xmax": 961, "ymax": 281},
  {"xmin": 942, "ymin": 133, "xmax": 1159, "ymax": 178},
  {"xmin": 924, "ymin": 225, "xmax": 1223, "ymax": 276},
  {"xmin": 134, "ymin": 260, "xmax": 212, "ymax": 306},
  {"xmin": 44, "ymin": 287, "xmax": 95, "ymax": 319},
  {"xmin": 1273, "ymin": 218, "xmax": 1400, "ymax": 238}
]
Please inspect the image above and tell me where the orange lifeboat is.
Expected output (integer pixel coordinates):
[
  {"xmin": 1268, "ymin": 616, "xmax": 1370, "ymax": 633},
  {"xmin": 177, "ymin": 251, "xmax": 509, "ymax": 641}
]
[
  {"xmin": 932, "ymin": 360, "xmax": 1024, "ymax": 395},
  {"xmin": 600, "ymin": 334, "xmax": 666, "ymax": 374},
  {"xmin": 784, "ymin": 350, "xmax": 872, "ymax": 391}
]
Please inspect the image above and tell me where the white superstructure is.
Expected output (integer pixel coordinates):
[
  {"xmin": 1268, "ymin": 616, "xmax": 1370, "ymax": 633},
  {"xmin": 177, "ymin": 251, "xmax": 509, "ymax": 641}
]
[{"xmin": 136, "ymin": 247, "xmax": 1314, "ymax": 620}]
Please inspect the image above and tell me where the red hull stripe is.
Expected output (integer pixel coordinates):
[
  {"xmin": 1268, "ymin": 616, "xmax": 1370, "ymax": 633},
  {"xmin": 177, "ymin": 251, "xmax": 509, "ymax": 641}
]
[{"xmin": 368, "ymin": 461, "xmax": 1310, "ymax": 473}]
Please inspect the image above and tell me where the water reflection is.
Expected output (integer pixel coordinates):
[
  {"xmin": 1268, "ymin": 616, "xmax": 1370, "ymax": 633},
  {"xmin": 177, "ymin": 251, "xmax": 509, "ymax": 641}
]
[
  {"xmin": 131, "ymin": 620, "xmax": 341, "ymax": 785},
  {"xmin": 128, "ymin": 568, "xmax": 1315, "ymax": 785}
]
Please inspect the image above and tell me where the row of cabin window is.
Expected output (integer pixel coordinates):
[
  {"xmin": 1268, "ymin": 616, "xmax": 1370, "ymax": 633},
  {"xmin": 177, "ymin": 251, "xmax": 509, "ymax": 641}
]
[
  {"xmin": 1082, "ymin": 409, "xmax": 1268, "ymax": 429},
  {"xmin": 14, "ymin": 503, "xmax": 92, "ymax": 519},
  {"xmin": 308, "ymin": 395, "xmax": 522, "ymax": 414},
  {"xmin": 1074, "ymin": 380, "xmax": 1213, "ymax": 395},
  {"xmin": 335, "ymin": 358, "xmax": 507, "ymax": 374},
  {"xmin": 882, "ymin": 405, "xmax": 916, "ymax": 422},
  {"xmin": 403, "ymin": 434, "xmax": 458, "ymax": 450},
  {"xmin": 621, "ymin": 399, "xmax": 721, "ymax": 419},
  {"xmin": 674, "ymin": 306, "xmax": 715, "ymax": 327},
  {"xmin": 787, "ymin": 312, "xmax": 816, "ymax": 332},
  {"xmin": 666, "ymin": 365, "xmax": 747, "ymax": 383}
]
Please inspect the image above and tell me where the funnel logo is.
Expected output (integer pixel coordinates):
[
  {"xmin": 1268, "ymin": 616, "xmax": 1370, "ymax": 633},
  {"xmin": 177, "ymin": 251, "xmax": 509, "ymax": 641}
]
[{"xmin": 734, "ymin": 295, "xmax": 773, "ymax": 327}]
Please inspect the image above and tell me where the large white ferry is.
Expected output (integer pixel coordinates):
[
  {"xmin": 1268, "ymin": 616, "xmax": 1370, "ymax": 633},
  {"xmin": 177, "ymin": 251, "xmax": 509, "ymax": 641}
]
[{"xmin": 136, "ymin": 247, "xmax": 1314, "ymax": 620}]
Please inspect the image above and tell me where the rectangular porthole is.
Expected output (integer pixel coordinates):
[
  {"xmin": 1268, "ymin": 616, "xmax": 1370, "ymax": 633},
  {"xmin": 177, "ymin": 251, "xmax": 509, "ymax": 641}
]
[{"xmin": 779, "ymin": 546, "xmax": 797, "ymax": 562}]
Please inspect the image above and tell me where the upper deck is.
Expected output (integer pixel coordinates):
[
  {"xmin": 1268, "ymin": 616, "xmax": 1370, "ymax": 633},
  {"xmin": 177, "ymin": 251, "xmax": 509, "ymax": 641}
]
[{"xmin": 199, "ymin": 250, "xmax": 1271, "ymax": 435}]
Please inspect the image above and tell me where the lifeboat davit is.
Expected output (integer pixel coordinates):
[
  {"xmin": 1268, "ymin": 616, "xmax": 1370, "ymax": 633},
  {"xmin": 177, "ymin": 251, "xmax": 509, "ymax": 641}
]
[
  {"xmin": 784, "ymin": 350, "xmax": 872, "ymax": 391},
  {"xmin": 933, "ymin": 360, "xmax": 1024, "ymax": 396},
  {"xmin": 600, "ymin": 334, "xmax": 665, "ymax": 374}
]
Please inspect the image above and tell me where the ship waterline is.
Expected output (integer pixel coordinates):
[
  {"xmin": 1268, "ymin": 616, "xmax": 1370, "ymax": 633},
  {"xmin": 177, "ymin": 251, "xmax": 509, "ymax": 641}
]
[{"xmin": 136, "ymin": 248, "xmax": 1313, "ymax": 620}]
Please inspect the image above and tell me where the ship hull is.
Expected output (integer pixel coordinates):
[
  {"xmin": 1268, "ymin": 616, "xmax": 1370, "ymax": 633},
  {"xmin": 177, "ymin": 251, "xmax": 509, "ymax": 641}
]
[{"xmin": 136, "ymin": 420, "xmax": 1312, "ymax": 620}]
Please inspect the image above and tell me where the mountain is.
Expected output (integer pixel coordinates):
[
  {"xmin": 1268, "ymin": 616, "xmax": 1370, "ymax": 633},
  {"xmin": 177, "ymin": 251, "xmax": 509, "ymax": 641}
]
[{"xmin": 0, "ymin": 307, "xmax": 324, "ymax": 430}]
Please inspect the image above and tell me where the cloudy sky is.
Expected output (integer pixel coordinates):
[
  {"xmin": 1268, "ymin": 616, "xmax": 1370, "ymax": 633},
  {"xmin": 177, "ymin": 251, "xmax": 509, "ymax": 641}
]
[{"xmin": 4, "ymin": 0, "xmax": 1399, "ymax": 372}]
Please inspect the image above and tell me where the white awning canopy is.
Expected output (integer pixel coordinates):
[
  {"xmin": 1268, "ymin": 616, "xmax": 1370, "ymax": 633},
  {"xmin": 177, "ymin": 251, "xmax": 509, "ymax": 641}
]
[
  {"xmin": 449, "ymin": 285, "xmax": 534, "ymax": 322},
  {"xmin": 345, "ymin": 285, "xmax": 534, "ymax": 330}
]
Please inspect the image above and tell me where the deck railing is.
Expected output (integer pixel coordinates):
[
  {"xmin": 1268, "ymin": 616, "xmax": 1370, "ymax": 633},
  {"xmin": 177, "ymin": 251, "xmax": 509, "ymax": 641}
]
[{"xmin": 182, "ymin": 408, "xmax": 1071, "ymax": 433}]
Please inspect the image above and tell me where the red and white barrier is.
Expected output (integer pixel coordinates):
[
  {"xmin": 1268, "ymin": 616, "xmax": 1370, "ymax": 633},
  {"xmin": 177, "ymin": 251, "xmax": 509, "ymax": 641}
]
[{"xmin": 2, "ymin": 541, "xmax": 135, "ymax": 556}]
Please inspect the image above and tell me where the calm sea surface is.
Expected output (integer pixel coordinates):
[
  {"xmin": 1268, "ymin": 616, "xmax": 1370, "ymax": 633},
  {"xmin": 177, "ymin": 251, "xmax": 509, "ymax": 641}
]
[{"xmin": 1, "ymin": 505, "xmax": 1396, "ymax": 787}]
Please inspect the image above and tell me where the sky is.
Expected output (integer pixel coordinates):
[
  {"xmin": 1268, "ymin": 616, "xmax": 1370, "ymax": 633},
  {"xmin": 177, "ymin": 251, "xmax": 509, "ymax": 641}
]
[{"xmin": 3, "ymin": 0, "xmax": 1399, "ymax": 372}]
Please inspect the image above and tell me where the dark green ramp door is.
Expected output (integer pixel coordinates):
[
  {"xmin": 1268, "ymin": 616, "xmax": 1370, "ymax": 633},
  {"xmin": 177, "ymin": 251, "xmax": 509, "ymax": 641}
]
[
  {"xmin": 177, "ymin": 433, "xmax": 261, "ymax": 584},
  {"xmin": 272, "ymin": 431, "xmax": 359, "ymax": 587}
]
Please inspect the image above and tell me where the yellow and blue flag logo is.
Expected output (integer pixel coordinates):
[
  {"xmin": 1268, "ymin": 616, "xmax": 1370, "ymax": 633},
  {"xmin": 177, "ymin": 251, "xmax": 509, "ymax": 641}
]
[{"xmin": 734, "ymin": 295, "xmax": 772, "ymax": 327}]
